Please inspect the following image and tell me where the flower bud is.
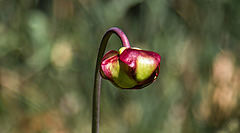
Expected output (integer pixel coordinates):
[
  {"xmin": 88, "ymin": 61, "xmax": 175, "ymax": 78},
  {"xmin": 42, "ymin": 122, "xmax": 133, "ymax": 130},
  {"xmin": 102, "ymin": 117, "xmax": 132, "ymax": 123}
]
[{"xmin": 100, "ymin": 47, "xmax": 161, "ymax": 89}]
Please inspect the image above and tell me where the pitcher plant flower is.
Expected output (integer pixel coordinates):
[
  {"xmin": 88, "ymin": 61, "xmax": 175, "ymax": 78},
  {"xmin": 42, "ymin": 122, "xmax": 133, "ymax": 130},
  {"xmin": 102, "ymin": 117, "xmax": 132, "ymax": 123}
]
[
  {"xmin": 92, "ymin": 27, "xmax": 161, "ymax": 133},
  {"xmin": 100, "ymin": 47, "xmax": 161, "ymax": 89}
]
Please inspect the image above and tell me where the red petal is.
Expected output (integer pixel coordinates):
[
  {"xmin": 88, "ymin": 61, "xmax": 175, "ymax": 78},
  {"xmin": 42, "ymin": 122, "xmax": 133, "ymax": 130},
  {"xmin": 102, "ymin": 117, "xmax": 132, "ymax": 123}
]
[
  {"xmin": 119, "ymin": 48, "xmax": 161, "ymax": 72},
  {"xmin": 100, "ymin": 53, "xmax": 119, "ymax": 79},
  {"xmin": 102, "ymin": 50, "xmax": 119, "ymax": 61}
]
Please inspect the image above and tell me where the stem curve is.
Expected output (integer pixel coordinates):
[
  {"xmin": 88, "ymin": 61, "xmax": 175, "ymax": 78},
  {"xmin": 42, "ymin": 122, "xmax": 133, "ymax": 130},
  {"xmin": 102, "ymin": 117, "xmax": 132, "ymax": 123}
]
[{"xmin": 92, "ymin": 27, "xmax": 130, "ymax": 133}]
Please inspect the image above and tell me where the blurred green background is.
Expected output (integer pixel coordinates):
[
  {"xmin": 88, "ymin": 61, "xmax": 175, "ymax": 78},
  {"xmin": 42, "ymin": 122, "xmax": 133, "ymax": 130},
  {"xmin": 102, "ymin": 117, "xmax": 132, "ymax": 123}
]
[{"xmin": 1, "ymin": 0, "xmax": 240, "ymax": 133}]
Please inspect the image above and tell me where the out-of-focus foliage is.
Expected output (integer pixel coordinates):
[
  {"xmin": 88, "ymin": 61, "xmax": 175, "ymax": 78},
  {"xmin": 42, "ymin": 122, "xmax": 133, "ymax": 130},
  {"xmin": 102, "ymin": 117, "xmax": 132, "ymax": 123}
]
[{"xmin": 0, "ymin": 0, "xmax": 240, "ymax": 133}]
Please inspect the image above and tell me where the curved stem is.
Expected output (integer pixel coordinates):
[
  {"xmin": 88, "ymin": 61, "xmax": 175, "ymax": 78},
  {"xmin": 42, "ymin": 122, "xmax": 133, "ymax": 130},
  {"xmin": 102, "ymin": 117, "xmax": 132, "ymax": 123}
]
[{"xmin": 92, "ymin": 27, "xmax": 131, "ymax": 133}]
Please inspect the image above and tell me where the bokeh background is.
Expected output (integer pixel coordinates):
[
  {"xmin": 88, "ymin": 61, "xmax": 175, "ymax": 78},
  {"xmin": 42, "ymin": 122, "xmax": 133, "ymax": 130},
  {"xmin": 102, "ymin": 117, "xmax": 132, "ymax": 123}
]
[{"xmin": 1, "ymin": 0, "xmax": 240, "ymax": 133}]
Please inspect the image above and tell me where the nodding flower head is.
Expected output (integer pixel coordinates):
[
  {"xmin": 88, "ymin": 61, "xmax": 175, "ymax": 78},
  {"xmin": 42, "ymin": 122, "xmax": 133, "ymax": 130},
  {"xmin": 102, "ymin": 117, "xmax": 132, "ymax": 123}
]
[{"xmin": 100, "ymin": 47, "xmax": 161, "ymax": 89}]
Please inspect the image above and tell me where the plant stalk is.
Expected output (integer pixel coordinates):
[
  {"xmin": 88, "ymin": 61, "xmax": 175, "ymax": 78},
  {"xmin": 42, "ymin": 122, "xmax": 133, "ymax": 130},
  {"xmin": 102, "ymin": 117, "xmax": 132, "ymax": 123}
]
[{"xmin": 92, "ymin": 27, "xmax": 130, "ymax": 133}]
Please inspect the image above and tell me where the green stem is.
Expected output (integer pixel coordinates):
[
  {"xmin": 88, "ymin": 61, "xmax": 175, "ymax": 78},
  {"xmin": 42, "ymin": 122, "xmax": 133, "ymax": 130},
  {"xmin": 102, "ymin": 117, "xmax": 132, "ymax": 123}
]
[{"xmin": 92, "ymin": 27, "xmax": 131, "ymax": 133}]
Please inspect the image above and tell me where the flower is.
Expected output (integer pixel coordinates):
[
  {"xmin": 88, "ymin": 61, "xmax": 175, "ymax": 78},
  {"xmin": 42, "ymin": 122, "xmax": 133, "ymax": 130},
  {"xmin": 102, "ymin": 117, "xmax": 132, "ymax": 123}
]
[{"xmin": 100, "ymin": 47, "xmax": 161, "ymax": 89}]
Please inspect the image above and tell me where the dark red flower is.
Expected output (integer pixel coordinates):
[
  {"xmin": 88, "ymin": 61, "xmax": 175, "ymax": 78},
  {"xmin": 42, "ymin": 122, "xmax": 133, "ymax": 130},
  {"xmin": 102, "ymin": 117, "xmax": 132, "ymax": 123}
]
[{"xmin": 100, "ymin": 47, "xmax": 161, "ymax": 89}]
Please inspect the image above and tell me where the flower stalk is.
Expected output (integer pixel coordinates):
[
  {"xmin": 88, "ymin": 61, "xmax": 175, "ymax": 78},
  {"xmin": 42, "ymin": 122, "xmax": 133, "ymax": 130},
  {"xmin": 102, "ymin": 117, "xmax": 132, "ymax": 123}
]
[{"xmin": 92, "ymin": 27, "xmax": 130, "ymax": 133}]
